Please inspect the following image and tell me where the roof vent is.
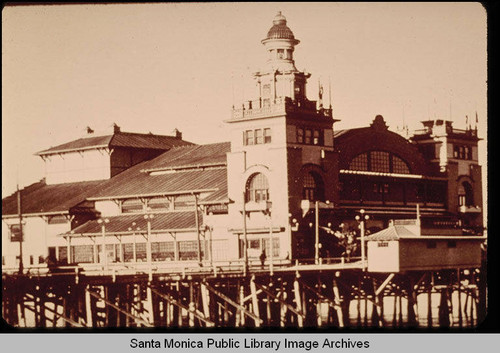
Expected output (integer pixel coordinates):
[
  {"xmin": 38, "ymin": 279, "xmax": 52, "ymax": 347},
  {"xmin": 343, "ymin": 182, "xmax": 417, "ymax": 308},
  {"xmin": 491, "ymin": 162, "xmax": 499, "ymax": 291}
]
[{"xmin": 173, "ymin": 128, "xmax": 182, "ymax": 139}]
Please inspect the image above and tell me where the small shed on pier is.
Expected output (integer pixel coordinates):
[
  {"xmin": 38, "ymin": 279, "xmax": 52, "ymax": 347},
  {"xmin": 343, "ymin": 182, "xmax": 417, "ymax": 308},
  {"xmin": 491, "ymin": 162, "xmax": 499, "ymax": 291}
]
[{"xmin": 366, "ymin": 220, "xmax": 484, "ymax": 273}]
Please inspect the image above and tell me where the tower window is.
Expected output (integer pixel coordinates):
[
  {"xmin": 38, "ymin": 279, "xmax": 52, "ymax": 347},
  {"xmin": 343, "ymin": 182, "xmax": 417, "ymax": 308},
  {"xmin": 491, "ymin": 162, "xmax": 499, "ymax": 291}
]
[
  {"xmin": 458, "ymin": 181, "xmax": 474, "ymax": 207},
  {"xmin": 245, "ymin": 130, "xmax": 254, "ymax": 145},
  {"xmin": 244, "ymin": 128, "xmax": 272, "ymax": 145},
  {"xmin": 313, "ymin": 129, "xmax": 321, "ymax": 145},
  {"xmin": 302, "ymin": 172, "xmax": 324, "ymax": 201},
  {"xmin": 277, "ymin": 49, "xmax": 285, "ymax": 59},
  {"xmin": 297, "ymin": 127, "xmax": 304, "ymax": 143},
  {"xmin": 255, "ymin": 129, "xmax": 263, "ymax": 144},
  {"xmin": 305, "ymin": 129, "xmax": 312, "ymax": 144},
  {"xmin": 246, "ymin": 173, "xmax": 270, "ymax": 202},
  {"xmin": 263, "ymin": 84, "xmax": 271, "ymax": 98},
  {"xmin": 264, "ymin": 128, "xmax": 272, "ymax": 143}
]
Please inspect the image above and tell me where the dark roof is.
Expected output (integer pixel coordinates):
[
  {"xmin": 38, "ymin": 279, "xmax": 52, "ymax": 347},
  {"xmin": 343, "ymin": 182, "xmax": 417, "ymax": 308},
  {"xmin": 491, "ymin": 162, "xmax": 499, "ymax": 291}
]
[
  {"xmin": 264, "ymin": 12, "xmax": 297, "ymax": 41},
  {"xmin": 142, "ymin": 142, "xmax": 230, "ymax": 172},
  {"xmin": 69, "ymin": 211, "xmax": 200, "ymax": 236},
  {"xmin": 36, "ymin": 131, "xmax": 193, "ymax": 155},
  {"xmin": 2, "ymin": 179, "xmax": 104, "ymax": 216},
  {"xmin": 87, "ymin": 142, "xmax": 230, "ymax": 200}
]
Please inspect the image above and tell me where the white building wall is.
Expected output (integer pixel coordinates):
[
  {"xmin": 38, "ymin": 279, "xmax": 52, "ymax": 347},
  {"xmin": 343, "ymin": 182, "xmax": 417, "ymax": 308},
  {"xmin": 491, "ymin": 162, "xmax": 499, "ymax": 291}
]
[
  {"xmin": 45, "ymin": 149, "xmax": 111, "ymax": 184},
  {"xmin": 2, "ymin": 216, "xmax": 70, "ymax": 268},
  {"xmin": 94, "ymin": 200, "xmax": 121, "ymax": 217},
  {"xmin": 367, "ymin": 240, "xmax": 399, "ymax": 272}
]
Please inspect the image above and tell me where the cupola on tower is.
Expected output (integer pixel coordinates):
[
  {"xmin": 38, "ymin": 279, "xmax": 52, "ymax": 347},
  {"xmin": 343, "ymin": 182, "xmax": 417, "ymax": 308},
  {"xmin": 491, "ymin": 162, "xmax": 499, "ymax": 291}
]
[{"xmin": 254, "ymin": 11, "xmax": 310, "ymax": 103}]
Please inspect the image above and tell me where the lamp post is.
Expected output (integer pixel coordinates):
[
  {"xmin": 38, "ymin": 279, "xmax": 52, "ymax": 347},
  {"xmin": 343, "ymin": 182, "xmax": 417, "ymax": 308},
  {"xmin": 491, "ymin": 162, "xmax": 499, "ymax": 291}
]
[
  {"xmin": 355, "ymin": 209, "xmax": 369, "ymax": 270},
  {"xmin": 267, "ymin": 208, "xmax": 274, "ymax": 276},
  {"xmin": 128, "ymin": 221, "xmax": 139, "ymax": 263},
  {"xmin": 144, "ymin": 213, "xmax": 154, "ymax": 280},
  {"xmin": 207, "ymin": 211, "xmax": 214, "ymax": 269},
  {"xmin": 315, "ymin": 200, "xmax": 319, "ymax": 265},
  {"xmin": 97, "ymin": 218, "xmax": 110, "ymax": 271},
  {"xmin": 242, "ymin": 191, "xmax": 249, "ymax": 276}
]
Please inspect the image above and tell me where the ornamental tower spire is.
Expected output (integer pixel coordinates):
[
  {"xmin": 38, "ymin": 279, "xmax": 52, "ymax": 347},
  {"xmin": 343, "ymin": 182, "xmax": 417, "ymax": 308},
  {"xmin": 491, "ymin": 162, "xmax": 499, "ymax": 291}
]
[{"xmin": 254, "ymin": 11, "xmax": 311, "ymax": 103}]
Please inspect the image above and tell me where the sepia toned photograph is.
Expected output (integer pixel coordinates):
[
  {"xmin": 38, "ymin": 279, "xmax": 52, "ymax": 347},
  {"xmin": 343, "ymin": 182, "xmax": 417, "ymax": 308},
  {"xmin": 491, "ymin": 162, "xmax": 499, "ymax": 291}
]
[{"xmin": 2, "ymin": 2, "xmax": 487, "ymax": 330}]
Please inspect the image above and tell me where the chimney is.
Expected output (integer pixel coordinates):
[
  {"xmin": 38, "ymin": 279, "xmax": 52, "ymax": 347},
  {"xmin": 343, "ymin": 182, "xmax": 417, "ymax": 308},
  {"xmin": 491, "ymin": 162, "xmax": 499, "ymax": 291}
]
[
  {"xmin": 86, "ymin": 126, "xmax": 94, "ymax": 134},
  {"xmin": 173, "ymin": 128, "xmax": 182, "ymax": 139},
  {"xmin": 113, "ymin": 123, "xmax": 121, "ymax": 134}
]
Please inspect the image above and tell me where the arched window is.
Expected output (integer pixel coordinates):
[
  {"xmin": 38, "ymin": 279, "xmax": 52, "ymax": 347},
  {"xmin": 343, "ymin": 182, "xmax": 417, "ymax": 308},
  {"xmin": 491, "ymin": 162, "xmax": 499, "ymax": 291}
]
[
  {"xmin": 302, "ymin": 172, "xmax": 324, "ymax": 201},
  {"xmin": 246, "ymin": 173, "xmax": 269, "ymax": 202},
  {"xmin": 348, "ymin": 151, "xmax": 410, "ymax": 174},
  {"xmin": 458, "ymin": 181, "xmax": 474, "ymax": 207}
]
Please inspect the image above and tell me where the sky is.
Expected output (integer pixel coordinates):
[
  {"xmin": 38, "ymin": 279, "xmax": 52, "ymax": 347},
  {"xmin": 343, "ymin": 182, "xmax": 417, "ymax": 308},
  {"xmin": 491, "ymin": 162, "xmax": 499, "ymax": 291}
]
[{"xmin": 2, "ymin": 3, "xmax": 487, "ymax": 211}]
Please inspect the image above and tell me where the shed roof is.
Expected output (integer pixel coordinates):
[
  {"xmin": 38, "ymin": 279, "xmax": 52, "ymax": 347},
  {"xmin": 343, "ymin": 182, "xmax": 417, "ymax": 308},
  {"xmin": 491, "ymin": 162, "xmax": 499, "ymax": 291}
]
[
  {"xmin": 2, "ymin": 179, "xmax": 104, "ymax": 216},
  {"xmin": 36, "ymin": 131, "xmax": 193, "ymax": 155},
  {"xmin": 86, "ymin": 142, "xmax": 230, "ymax": 202},
  {"xmin": 366, "ymin": 225, "xmax": 417, "ymax": 241},
  {"xmin": 68, "ymin": 211, "xmax": 200, "ymax": 236}
]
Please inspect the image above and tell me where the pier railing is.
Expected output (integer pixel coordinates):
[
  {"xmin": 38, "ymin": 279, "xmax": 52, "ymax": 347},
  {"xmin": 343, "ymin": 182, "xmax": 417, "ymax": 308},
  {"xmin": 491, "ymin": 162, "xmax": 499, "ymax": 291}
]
[{"xmin": 1, "ymin": 256, "xmax": 364, "ymax": 279}]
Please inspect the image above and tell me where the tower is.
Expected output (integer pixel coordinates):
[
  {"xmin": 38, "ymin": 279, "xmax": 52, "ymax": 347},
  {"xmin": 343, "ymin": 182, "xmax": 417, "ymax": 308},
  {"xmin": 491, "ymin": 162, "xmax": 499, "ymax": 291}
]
[
  {"xmin": 411, "ymin": 119, "xmax": 483, "ymax": 231},
  {"xmin": 226, "ymin": 12, "xmax": 339, "ymax": 261}
]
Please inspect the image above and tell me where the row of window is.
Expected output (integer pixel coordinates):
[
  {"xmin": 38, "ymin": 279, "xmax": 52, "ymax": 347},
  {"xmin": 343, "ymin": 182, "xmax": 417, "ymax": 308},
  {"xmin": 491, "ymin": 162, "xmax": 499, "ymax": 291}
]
[
  {"xmin": 378, "ymin": 241, "xmax": 457, "ymax": 249},
  {"xmin": 349, "ymin": 151, "xmax": 410, "ymax": 174},
  {"xmin": 268, "ymin": 48, "xmax": 293, "ymax": 60},
  {"xmin": 52, "ymin": 241, "xmax": 210, "ymax": 264},
  {"xmin": 297, "ymin": 127, "xmax": 324, "ymax": 146},
  {"xmin": 453, "ymin": 145, "xmax": 473, "ymax": 160},
  {"xmin": 121, "ymin": 194, "xmax": 197, "ymax": 213},
  {"xmin": 243, "ymin": 128, "xmax": 272, "ymax": 146},
  {"xmin": 245, "ymin": 171, "xmax": 326, "ymax": 203}
]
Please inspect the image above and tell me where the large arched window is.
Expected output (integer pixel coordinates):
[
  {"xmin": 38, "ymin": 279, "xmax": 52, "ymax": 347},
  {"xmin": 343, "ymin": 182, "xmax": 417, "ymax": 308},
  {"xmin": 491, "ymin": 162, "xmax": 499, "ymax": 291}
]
[
  {"xmin": 348, "ymin": 151, "xmax": 410, "ymax": 174},
  {"xmin": 458, "ymin": 181, "xmax": 474, "ymax": 207},
  {"xmin": 246, "ymin": 173, "xmax": 269, "ymax": 202},
  {"xmin": 302, "ymin": 172, "xmax": 324, "ymax": 201}
]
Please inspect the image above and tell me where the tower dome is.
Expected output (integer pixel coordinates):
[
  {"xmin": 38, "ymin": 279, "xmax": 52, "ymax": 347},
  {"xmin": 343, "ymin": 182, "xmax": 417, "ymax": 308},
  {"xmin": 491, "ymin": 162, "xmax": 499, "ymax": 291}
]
[{"xmin": 262, "ymin": 11, "xmax": 299, "ymax": 44}]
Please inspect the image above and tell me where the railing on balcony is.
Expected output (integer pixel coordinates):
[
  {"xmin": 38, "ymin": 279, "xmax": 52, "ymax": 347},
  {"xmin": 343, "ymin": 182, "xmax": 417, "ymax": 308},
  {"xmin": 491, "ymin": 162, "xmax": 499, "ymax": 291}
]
[
  {"xmin": 459, "ymin": 205, "xmax": 482, "ymax": 214},
  {"xmin": 230, "ymin": 96, "xmax": 332, "ymax": 120}
]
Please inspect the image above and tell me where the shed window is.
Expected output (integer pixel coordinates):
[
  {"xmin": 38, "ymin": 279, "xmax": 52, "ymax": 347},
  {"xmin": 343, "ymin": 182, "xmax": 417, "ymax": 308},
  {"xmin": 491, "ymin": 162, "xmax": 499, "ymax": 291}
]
[
  {"xmin": 122, "ymin": 199, "xmax": 143, "ymax": 213},
  {"xmin": 377, "ymin": 241, "xmax": 389, "ymax": 247},
  {"xmin": 426, "ymin": 241, "xmax": 437, "ymax": 249},
  {"xmin": 447, "ymin": 240, "xmax": 457, "ymax": 248}
]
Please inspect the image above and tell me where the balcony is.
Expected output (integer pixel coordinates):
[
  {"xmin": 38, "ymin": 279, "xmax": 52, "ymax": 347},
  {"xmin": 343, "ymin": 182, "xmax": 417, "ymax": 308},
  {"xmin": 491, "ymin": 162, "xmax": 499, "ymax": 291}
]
[
  {"xmin": 229, "ymin": 97, "xmax": 332, "ymax": 122},
  {"xmin": 242, "ymin": 201, "xmax": 272, "ymax": 214},
  {"xmin": 458, "ymin": 205, "xmax": 481, "ymax": 214}
]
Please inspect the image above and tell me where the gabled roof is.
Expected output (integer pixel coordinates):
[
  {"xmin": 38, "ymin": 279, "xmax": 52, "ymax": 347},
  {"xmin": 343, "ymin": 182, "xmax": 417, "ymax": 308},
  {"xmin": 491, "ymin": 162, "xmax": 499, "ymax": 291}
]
[
  {"xmin": 86, "ymin": 142, "xmax": 230, "ymax": 201},
  {"xmin": 36, "ymin": 131, "xmax": 193, "ymax": 156},
  {"xmin": 2, "ymin": 179, "xmax": 104, "ymax": 216},
  {"xmin": 68, "ymin": 211, "xmax": 200, "ymax": 236},
  {"xmin": 366, "ymin": 225, "xmax": 418, "ymax": 241}
]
